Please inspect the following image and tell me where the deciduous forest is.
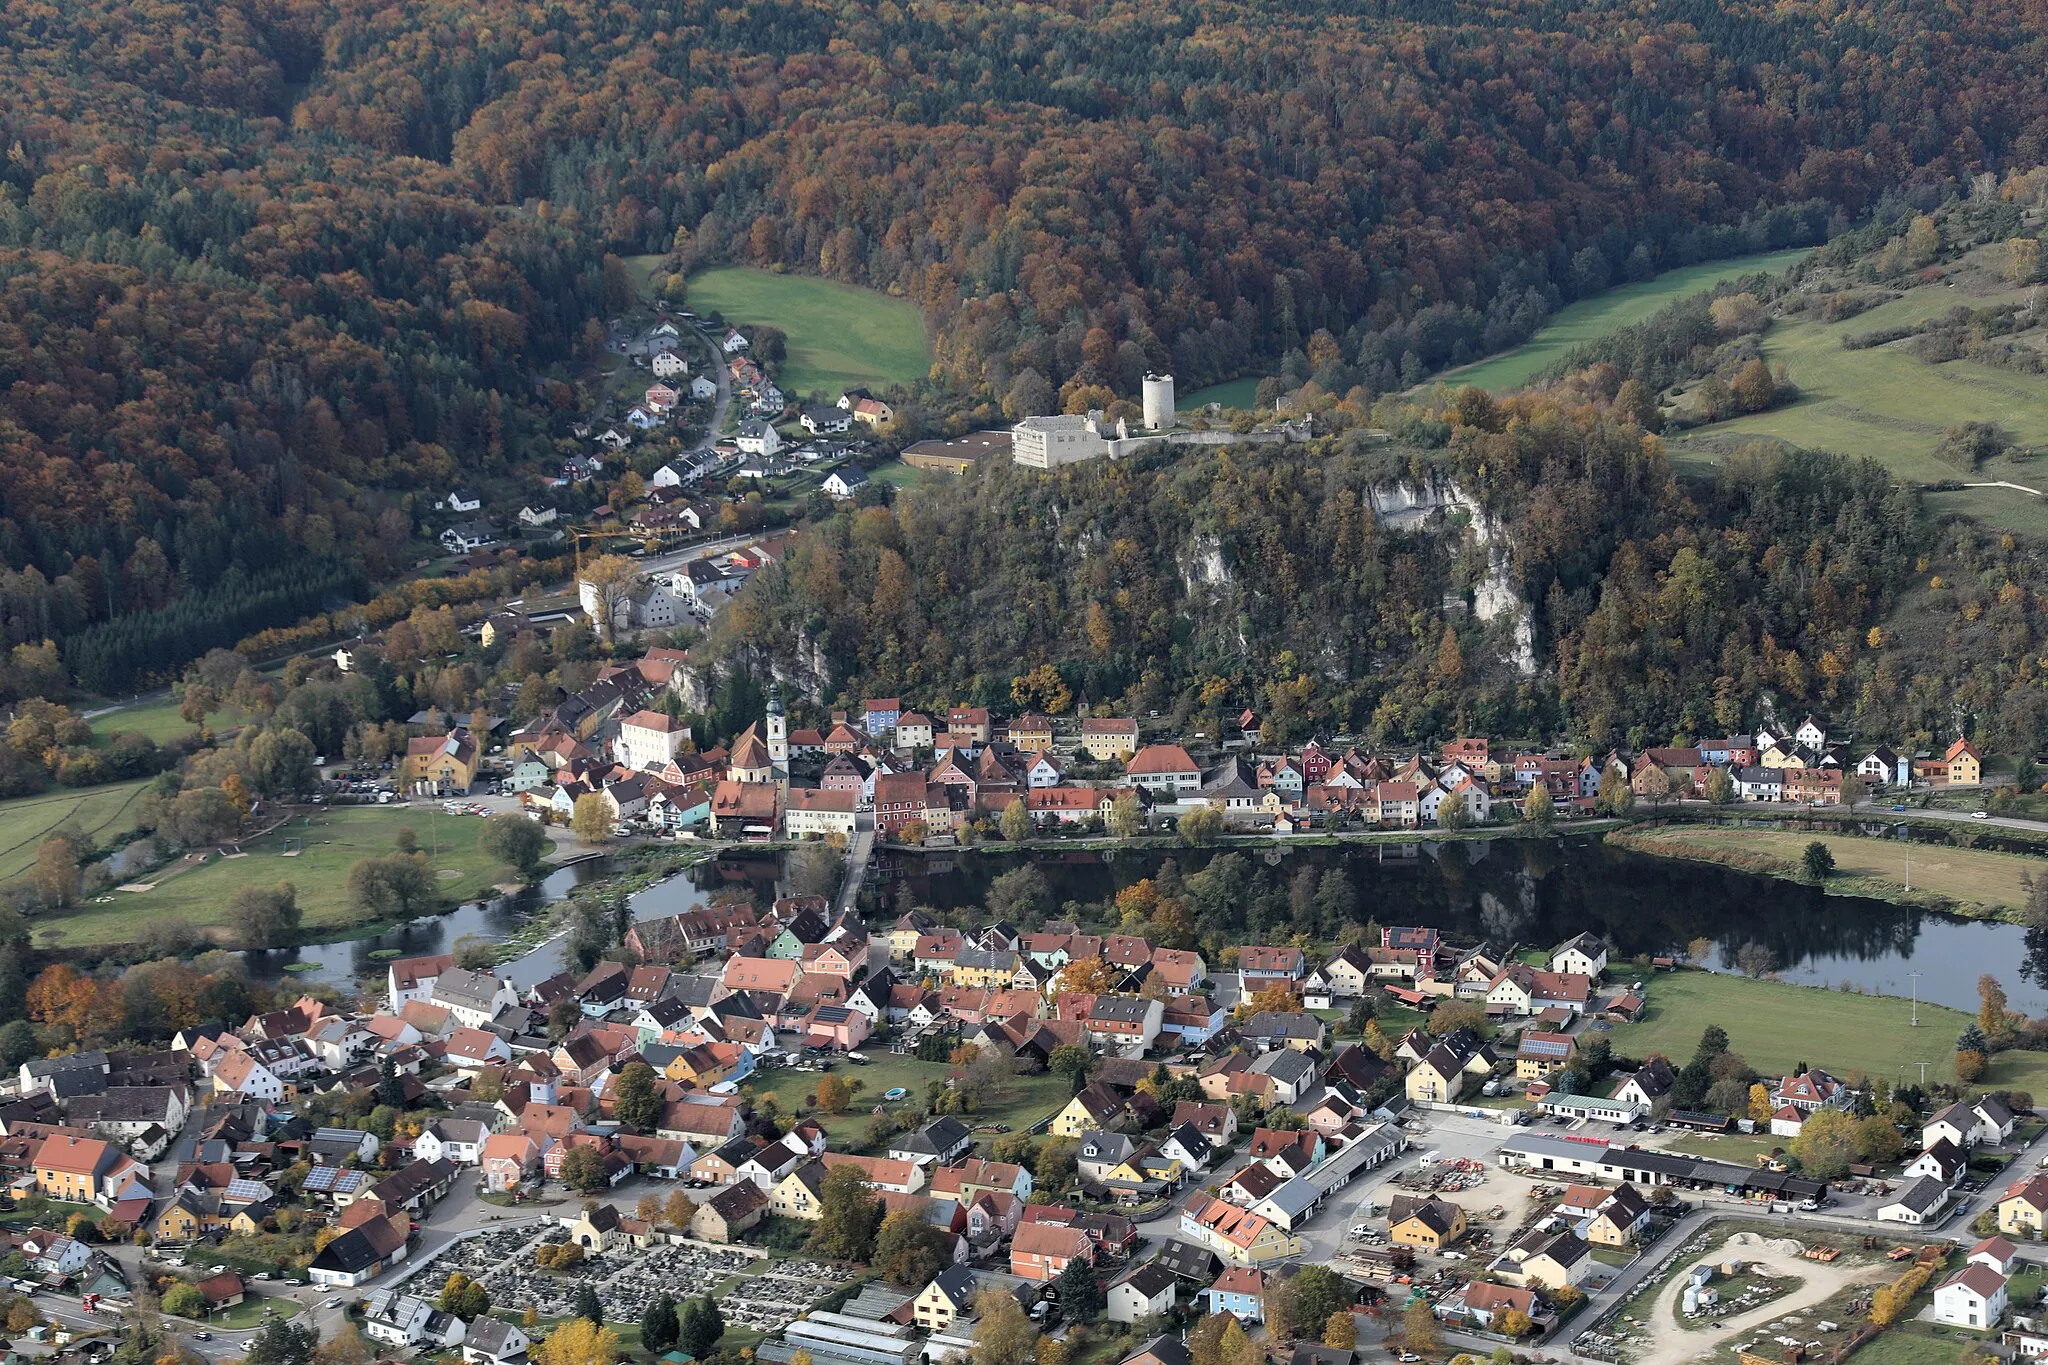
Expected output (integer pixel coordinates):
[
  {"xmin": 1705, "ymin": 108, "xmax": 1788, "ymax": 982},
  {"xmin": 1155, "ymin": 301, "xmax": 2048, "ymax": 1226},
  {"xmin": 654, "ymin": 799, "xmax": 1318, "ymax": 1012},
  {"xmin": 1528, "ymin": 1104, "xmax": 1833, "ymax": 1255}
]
[{"xmin": 6, "ymin": 0, "xmax": 2048, "ymax": 692}]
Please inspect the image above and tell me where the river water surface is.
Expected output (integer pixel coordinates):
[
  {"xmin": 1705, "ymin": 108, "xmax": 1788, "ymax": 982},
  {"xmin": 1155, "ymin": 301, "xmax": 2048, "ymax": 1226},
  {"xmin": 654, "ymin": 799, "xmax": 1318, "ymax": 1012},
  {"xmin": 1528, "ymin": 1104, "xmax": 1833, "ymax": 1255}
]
[{"xmin": 251, "ymin": 834, "xmax": 2048, "ymax": 1016}]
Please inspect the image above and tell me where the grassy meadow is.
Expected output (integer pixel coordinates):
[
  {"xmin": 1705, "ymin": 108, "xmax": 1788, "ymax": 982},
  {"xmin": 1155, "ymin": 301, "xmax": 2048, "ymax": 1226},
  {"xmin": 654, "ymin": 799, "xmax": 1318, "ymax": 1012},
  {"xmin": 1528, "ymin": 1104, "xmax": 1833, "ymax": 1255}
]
[
  {"xmin": 1179, "ymin": 376, "xmax": 1262, "ymax": 411},
  {"xmin": 685, "ymin": 268, "xmax": 930, "ymax": 400},
  {"xmin": 1608, "ymin": 969, "xmax": 2048, "ymax": 1096},
  {"xmin": 1613, "ymin": 825, "xmax": 2041, "ymax": 914},
  {"xmin": 1444, "ymin": 247, "xmax": 1817, "ymax": 393},
  {"xmin": 35, "ymin": 805, "xmax": 511, "ymax": 950},
  {"xmin": 743, "ymin": 1052, "xmax": 1069, "ymax": 1151},
  {"xmin": 0, "ymin": 779, "xmax": 155, "ymax": 882}
]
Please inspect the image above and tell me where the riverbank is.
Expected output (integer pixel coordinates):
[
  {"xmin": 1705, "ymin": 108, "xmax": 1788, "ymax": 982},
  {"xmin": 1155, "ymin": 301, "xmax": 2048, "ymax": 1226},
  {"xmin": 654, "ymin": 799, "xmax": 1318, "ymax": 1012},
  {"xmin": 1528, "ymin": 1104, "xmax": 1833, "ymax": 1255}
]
[
  {"xmin": 885, "ymin": 816, "xmax": 1631, "ymax": 856},
  {"xmin": 1610, "ymin": 824, "xmax": 2043, "ymax": 922}
]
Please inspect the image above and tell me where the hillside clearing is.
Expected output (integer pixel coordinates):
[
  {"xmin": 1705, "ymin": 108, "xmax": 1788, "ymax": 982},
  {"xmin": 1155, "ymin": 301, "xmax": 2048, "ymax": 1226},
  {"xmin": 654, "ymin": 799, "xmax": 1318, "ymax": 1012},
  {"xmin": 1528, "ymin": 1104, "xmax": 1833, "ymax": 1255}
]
[
  {"xmin": 686, "ymin": 268, "xmax": 930, "ymax": 400},
  {"xmin": 1179, "ymin": 376, "xmax": 1261, "ymax": 411},
  {"xmin": 1445, "ymin": 247, "xmax": 1816, "ymax": 393}
]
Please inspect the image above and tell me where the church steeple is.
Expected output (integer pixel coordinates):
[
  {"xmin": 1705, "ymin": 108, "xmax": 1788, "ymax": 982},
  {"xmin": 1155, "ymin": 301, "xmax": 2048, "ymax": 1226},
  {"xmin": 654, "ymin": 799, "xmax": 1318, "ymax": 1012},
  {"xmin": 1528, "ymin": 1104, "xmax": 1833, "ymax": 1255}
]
[{"xmin": 766, "ymin": 682, "xmax": 789, "ymax": 766}]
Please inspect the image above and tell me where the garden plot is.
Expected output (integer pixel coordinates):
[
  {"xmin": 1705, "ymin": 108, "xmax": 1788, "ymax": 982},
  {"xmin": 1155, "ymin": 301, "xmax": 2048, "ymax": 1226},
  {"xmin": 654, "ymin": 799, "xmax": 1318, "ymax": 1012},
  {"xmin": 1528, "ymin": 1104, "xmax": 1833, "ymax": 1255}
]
[{"xmin": 718, "ymin": 1259, "xmax": 859, "ymax": 1332}]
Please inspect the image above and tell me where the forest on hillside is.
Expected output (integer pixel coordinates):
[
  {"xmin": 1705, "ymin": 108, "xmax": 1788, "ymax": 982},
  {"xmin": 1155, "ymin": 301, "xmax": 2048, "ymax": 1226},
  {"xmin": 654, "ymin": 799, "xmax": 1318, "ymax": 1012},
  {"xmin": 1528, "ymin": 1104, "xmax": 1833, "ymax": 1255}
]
[
  {"xmin": 7, "ymin": 0, "xmax": 2048, "ymax": 690},
  {"xmin": 709, "ymin": 394, "xmax": 1970, "ymax": 754}
]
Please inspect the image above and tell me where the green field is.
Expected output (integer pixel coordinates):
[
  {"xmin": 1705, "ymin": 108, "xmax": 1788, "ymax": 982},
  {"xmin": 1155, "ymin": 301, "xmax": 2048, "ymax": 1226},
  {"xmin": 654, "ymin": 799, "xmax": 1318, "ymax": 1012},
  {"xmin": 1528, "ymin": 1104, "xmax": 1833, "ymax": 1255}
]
[
  {"xmin": 37, "ymin": 805, "xmax": 513, "ymax": 949},
  {"xmin": 865, "ymin": 461, "xmax": 923, "ymax": 490},
  {"xmin": 1681, "ymin": 279, "xmax": 2048, "ymax": 476},
  {"xmin": 745, "ymin": 1053, "xmax": 1069, "ymax": 1150},
  {"xmin": 1664, "ymin": 270, "xmax": 2048, "ymax": 534},
  {"xmin": 1180, "ymin": 377, "xmax": 1261, "ymax": 411},
  {"xmin": 1616, "ymin": 826, "xmax": 2043, "ymax": 913},
  {"xmin": 686, "ymin": 268, "xmax": 931, "ymax": 400},
  {"xmin": 91, "ymin": 695, "xmax": 255, "ymax": 745},
  {"xmin": 1444, "ymin": 248, "xmax": 1817, "ymax": 393},
  {"xmin": 0, "ymin": 779, "xmax": 154, "ymax": 881},
  {"xmin": 1607, "ymin": 969, "xmax": 2048, "ymax": 1096}
]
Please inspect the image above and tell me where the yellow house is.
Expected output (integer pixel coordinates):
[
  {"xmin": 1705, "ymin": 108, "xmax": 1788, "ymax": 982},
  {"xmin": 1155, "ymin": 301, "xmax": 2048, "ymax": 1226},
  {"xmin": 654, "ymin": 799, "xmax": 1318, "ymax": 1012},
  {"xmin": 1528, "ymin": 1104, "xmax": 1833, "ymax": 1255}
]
[
  {"xmin": 34, "ymin": 1135, "xmax": 116, "ymax": 1202},
  {"xmin": 1515, "ymin": 1032, "xmax": 1576, "ymax": 1081},
  {"xmin": 1948, "ymin": 738, "xmax": 1982, "ymax": 786},
  {"xmin": 1405, "ymin": 1052, "xmax": 1469, "ymax": 1105},
  {"xmin": 1050, "ymin": 1085, "xmax": 1124, "ymax": 1139},
  {"xmin": 2000, "ymin": 1176, "xmax": 2048, "ymax": 1237},
  {"xmin": 1583, "ymin": 1188, "xmax": 1649, "ymax": 1247},
  {"xmin": 911, "ymin": 1267, "xmax": 978, "ymax": 1331},
  {"xmin": 405, "ymin": 731, "xmax": 480, "ymax": 793},
  {"xmin": 1759, "ymin": 744, "xmax": 1803, "ymax": 770},
  {"xmin": 154, "ymin": 1196, "xmax": 217, "ymax": 1244},
  {"xmin": 1388, "ymin": 1195, "xmax": 1466, "ymax": 1252},
  {"xmin": 949, "ymin": 949, "xmax": 1020, "ymax": 990},
  {"xmin": 1008, "ymin": 716, "xmax": 1055, "ymax": 753},
  {"xmin": 1104, "ymin": 1149, "xmax": 1182, "ymax": 1188},
  {"xmin": 1185, "ymin": 1197, "xmax": 1301, "ymax": 1266},
  {"xmin": 770, "ymin": 1161, "xmax": 831, "ymax": 1220},
  {"xmin": 1080, "ymin": 719, "xmax": 1140, "ymax": 762},
  {"xmin": 663, "ymin": 1043, "xmax": 733, "ymax": 1088}
]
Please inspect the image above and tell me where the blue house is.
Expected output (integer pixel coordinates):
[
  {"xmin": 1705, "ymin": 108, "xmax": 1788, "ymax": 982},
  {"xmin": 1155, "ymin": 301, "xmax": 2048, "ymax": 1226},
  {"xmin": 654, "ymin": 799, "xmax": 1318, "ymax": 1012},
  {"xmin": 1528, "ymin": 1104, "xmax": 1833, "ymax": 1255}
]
[
  {"xmin": 863, "ymin": 698, "xmax": 901, "ymax": 736},
  {"xmin": 1201, "ymin": 1266, "xmax": 1268, "ymax": 1322},
  {"xmin": 1577, "ymin": 761, "xmax": 1603, "ymax": 798},
  {"xmin": 1160, "ymin": 996, "xmax": 1228, "ymax": 1047},
  {"xmin": 648, "ymin": 786, "xmax": 711, "ymax": 830}
]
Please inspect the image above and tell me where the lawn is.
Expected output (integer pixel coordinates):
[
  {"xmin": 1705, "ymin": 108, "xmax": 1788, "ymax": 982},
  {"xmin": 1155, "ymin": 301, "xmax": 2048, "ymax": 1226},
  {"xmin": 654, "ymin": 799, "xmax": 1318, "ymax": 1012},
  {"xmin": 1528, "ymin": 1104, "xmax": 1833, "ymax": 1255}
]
[
  {"xmin": 1179, "ymin": 377, "xmax": 1261, "ymax": 411},
  {"xmin": 92, "ymin": 696, "xmax": 201, "ymax": 744},
  {"xmin": 1615, "ymin": 825, "xmax": 2045, "ymax": 913},
  {"xmin": 685, "ymin": 268, "xmax": 930, "ymax": 400},
  {"xmin": 1646, "ymin": 1130, "xmax": 1787, "ymax": 1166},
  {"xmin": 1442, "ymin": 247, "xmax": 1817, "ymax": 392},
  {"xmin": 744, "ymin": 1054, "xmax": 1070, "ymax": 1150},
  {"xmin": 1606, "ymin": 969, "xmax": 2048, "ymax": 1096},
  {"xmin": 184, "ymin": 1292, "xmax": 304, "ymax": 1329},
  {"xmin": 0, "ymin": 778, "xmax": 154, "ymax": 881},
  {"xmin": 864, "ymin": 462, "xmax": 924, "ymax": 490},
  {"xmin": 36, "ymin": 805, "xmax": 514, "ymax": 950}
]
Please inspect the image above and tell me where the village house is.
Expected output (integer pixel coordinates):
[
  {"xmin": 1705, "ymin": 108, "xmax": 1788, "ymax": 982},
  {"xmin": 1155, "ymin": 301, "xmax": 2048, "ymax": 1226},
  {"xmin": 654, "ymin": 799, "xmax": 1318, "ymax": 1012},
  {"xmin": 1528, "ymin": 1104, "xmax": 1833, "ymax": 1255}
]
[
  {"xmin": 1933, "ymin": 1264, "xmax": 2008, "ymax": 1329},
  {"xmin": 1388, "ymin": 1194, "xmax": 1466, "ymax": 1251},
  {"xmin": 1998, "ymin": 1174, "xmax": 2048, "ymax": 1236},
  {"xmin": 1081, "ymin": 717, "xmax": 1141, "ymax": 761},
  {"xmin": 1011, "ymin": 1221, "xmax": 1093, "ymax": 1281}
]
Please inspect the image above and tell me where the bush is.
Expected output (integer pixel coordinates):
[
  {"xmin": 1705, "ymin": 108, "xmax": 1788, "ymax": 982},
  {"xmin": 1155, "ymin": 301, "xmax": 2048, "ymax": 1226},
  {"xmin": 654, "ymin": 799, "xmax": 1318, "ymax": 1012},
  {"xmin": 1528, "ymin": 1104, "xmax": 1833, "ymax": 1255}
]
[{"xmin": 162, "ymin": 1282, "xmax": 207, "ymax": 1318}]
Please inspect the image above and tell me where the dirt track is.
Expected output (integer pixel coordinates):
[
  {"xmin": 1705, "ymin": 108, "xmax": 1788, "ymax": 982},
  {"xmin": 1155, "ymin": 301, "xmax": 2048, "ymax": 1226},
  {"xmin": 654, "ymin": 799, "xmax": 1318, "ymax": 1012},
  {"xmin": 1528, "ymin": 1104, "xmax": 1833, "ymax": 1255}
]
[{"xmin": 1634, "ymin": 1237, "xmax": 1889, "ymax": 1365}]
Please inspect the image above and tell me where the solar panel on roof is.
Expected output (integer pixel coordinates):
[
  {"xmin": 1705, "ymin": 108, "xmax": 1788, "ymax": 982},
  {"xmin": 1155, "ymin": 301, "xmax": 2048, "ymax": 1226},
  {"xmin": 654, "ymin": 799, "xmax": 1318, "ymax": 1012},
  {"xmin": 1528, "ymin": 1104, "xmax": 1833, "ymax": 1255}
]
[
  {"xmin": 224, "ymin": 1179, "xmax": 270, "ymax": 1202},
  {"xmin": 301, "ymin": 1165, "xmax": 363, "ymax": 1192}
]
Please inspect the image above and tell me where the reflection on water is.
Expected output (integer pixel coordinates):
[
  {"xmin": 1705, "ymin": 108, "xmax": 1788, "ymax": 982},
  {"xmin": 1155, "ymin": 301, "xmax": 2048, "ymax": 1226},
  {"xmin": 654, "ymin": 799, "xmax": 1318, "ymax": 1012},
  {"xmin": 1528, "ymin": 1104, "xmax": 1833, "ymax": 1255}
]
[
  {"xmin": 248, "ymin": 850, "xmax": 788, "ymax": 991},
  {"xmin": 886, "ymin": 835, "xmax": 2048, "ymax": 1016}
]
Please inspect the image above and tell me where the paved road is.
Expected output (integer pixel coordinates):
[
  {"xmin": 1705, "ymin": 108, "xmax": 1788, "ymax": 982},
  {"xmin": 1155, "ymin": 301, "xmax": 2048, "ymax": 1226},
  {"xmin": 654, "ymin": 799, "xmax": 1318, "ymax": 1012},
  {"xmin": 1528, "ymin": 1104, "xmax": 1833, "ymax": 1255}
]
[
  {"xmin": 836, "ymin": 822, "xmax": 874, "ymax": 916},
  {"xmin": 1850, "ymin": 797, "xmax": 2048, "ymax": 835},
  {"xmin": 689, "ymin": 325, "xmax": 733, "ymax": 458}
]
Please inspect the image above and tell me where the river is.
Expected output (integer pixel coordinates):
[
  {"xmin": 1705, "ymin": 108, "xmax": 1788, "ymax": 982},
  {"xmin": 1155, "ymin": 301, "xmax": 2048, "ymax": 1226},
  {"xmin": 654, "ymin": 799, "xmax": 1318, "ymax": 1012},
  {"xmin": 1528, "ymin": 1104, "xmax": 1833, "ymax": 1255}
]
[
  {"xmin": 882, "ymin": 835, "xmax": 2048, "ymax": 1016},
  {"xmin": 250, "ymin": 833, "xmax": 2048, "ymax": 1016},
  {"xmin": 245, "ymin": 850, "xmax": 787, "ymax": 990}
]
